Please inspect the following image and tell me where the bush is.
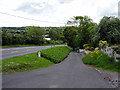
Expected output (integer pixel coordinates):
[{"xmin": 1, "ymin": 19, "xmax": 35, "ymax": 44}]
[
  {"xmin": 48, "ymin": 40, "xmax": 55, "ymax": 44},
  {"xmin": 90, "ymin": 47, "xmax": 94, "ymax": 51},
  {"xmin": 83, "ymin": 44, "xmax": 90, "ymax": 48},
  {"xmin": 82, "ymin": 50, "xmax": 120, "ymax": 72},
  {"xmin": 85, "ymin": 46, "xmax": 90, "ymax": 50},
  {"xmin": 40, "ymin": 46, "xmax": 72, "ymax": 63},
  {"xmin": 99, "ymin": 40, "xmax": 108, "ymax": 49}
]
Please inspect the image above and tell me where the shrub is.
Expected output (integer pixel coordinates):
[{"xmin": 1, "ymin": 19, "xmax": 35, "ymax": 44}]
[
  {"xmin": 82, "ymin": 50, "xmax": 120, "ymax": 72},
  {"xmin": 83, "ymin": 44, "xmax": 90, "ymax": 48},
  {"xmin": 40, "ymin": 46, "xmax": 72, "ymax": 63},
  {"xmin": 85, "ymin": 46, "xmax": 90, "ymax": 50},
  {"xmin": 90, "ymin": 47, "xmax": 94, "ymax": 51},
  {"xmin": 54, "ymin": 41, "xmax": 63, "ymax": 44},
  {"xmin": 99, "ymin": 40, "xmax": 108, "ymax": 49}
]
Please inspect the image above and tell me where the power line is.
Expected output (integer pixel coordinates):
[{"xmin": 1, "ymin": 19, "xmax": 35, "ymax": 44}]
[{"xmin": 0, "ymin": 11, "xmax": 65, "ymax": 24}]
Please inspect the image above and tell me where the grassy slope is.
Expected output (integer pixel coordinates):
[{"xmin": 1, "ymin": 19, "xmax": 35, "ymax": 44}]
[
  {"xmin": 41, "ymin": 46, "xmax": 72, "ymax": 63},
  {"xmin": 82, "ymin": 50, "xmax": 120, "ymax": 72},
  {"xmin": 1, "ymin": 46, "xmax": 71, "ymax": 73},
  {"xmin": 1, "ymin": 53, "xmax": 54, "ymax": 73}
]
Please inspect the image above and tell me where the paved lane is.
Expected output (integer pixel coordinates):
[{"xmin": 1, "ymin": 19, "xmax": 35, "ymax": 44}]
[
  {"xmin": 2, "ymin": 45, "xmax": 66, "ymax": 60},
  {"xmin": 2, "ymin": 52, "xmax": 112, "ymax": 88}
]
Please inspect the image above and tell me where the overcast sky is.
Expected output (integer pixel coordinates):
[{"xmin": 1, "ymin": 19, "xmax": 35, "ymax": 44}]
[{"xmin": 0, "ymin": 0, "xmax": 119, "ymax": 27}]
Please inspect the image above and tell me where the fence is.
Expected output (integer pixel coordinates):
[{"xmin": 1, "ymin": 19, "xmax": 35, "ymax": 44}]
[{"xmin": 100, "ymin": 47, "xmax": 120, "ymax": 62}]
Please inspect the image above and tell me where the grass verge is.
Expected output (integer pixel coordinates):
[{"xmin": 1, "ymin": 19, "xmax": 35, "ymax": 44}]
[
  {"xmin": 82, "ymin": 50, "xmax": 120, "ymax": 73},
  {"xmin": 1, "ymin": 53, "xmax": 54, "ymax": 74},
  {"xmin": 41, "ymin": 46, "xmax": 72, "ymax": 63},
  {"xmin": 1, "ymin": 46, "xmax": 71, "ymax": 73}
]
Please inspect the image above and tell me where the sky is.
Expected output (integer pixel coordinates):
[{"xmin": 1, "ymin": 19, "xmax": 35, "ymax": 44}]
[{"xmin": 0, "ymin": 0, "xmax": 119, "ymax": 27}]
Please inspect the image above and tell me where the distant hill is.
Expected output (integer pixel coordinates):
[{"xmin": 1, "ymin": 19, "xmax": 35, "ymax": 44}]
[
  {"xmin": 1, "ymin": 26, "xmax": 65, "ymax": 32},
  {"xmin": 2, "ymin": 27, "xmax": 26, "ymax": 31}
]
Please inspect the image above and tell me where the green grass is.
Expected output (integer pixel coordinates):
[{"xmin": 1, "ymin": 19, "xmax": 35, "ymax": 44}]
[
  {"xmin": 82, "ymin": 50, "xmax": 120, "ymax": 73},
  {"xmin": 41, "ymin": 46, "xmax": 72, "ymax": 63},
  {"xmin": 1, "ymin": 44, "xmax": 66, "ymax": 48},
  {"xmin": 1, "ymin": 46, "xmax": 71, "ymax": 73},
  {"xmin": 1, "ymin": 53, "xmax": 54, "ymax": 74}
]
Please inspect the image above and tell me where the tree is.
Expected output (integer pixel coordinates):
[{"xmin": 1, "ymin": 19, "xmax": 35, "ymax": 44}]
[
  {"xmin": 2, "ymin": 30, "xmax": 13, "ymax": 45},
  {"xmin": 26, "ymin": 26, "xmax": 46, "ymax": 45},
  {"xmin": 66, "ymin": 16, "xmax": 97, "ymax": 48},
  {"xmin": 96, "ymin": 16, "xmax": 120, "ymax": 44},
  {"xmin": 63, "ymin": 26, "xmax": 78, "ymax": 50},
  {"xmin": 90, "ymin": 25, "xmax": 100, "ymax": 47},
  {"xmin": 49, "ymin": 30, "xmax": 59, "ymax": 41}
]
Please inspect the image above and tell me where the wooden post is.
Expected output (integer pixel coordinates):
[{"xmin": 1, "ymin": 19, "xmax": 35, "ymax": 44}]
[{"xmin": 38, "ymin": 52, "xmax": 41, "ymax": 57}]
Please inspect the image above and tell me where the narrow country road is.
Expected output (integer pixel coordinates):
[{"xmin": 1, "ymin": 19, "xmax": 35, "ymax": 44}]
[
  {"xmin": 2, "ymin": 45, "xmax": 66, "ymax": 60},
  {"xmin": 2, "ymin": 52, "xmax": 112, "ymax": 88}
]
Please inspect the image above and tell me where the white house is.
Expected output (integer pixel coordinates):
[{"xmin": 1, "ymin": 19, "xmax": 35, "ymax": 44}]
[
  {"xmin": 43, "ymin": 35, "xmax": 51, "ymax": 41},
  {"xmin": 44, "ymin": 38, "xmax": 51, "ymax": 41}
]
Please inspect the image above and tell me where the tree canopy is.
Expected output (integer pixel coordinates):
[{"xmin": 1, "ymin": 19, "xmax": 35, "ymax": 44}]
[
  {"xmin": 64, "ymin": 16, "xmax": 97, "ymax": 49},
  {"xmin": 95, "ymin": 16, "xmax": 120, "ymax": 44}
]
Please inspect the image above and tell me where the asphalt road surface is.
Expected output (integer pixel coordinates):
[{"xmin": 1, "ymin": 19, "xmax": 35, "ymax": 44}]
[
  {"xmin": 2, "ymin": 45, "xmax": 66, "ymax": 60},
  {"xmin": 2, "ymin": 52, "xmax": 112, "ymax": 88}
]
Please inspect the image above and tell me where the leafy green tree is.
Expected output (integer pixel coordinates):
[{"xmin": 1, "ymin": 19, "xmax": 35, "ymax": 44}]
[
  {"xmin": 49, "ymin": 30, "xmax": 59, "ymax": 41},
  {"xmin": 67, "ymin": 16, "xmax": 97, "ymax": 48},
  {"xmin": 96, "ymin": 16, "xmax": 120, "ymax": 44},
  {"xmin": 48, "ymin": 29, "xmax": 64, "ymax": 41},
  {"xmin": 26, "ymin": 26, "xmax": 46, "ymax": 45},
  {"xmin": 90, "ymin": 25, "xmax": 100, "ymax": 47},
  {"xmin": 2, "ymin": 30, "xmax": 13, "ymax": 45},
  {"xmin": 63, "ymin": 26, "xmax": 78, "ymax": 50},
  {"xmin": 59, "ymin": 35, "xmax": 66, "ymax": 43}
]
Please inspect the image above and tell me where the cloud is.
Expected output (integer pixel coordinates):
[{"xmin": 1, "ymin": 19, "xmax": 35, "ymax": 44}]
[
  {"xmin": 15, "ymin": 2, "xmax": 53, "ymax": 14},
  {"xmin": 58, "ymin": 0, "xmax": 73, "ymax": 4},
  {"xmin": 97, "ymin": 2, "xmax": 118, "ymax": 17},
  {"xmin": 15, "ymin": 0, "xmax": 74, "ymax": 14},
  {"xmin": 99, "ymin": 10, "xmax": 118, "ymax": 16},
  {"xmin": 0, "ymin": 0, "xmax": 119, "ymax": 27}
]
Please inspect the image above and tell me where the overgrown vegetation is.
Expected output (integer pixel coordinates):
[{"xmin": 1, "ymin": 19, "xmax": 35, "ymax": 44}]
[
  {"xmin": 1, "ymin": 46, "xmax": 71, "ymax": 73},
  {"xmin": 82, "ymin": 50, "xmax": 120, "ymax": 72},
  {"xmin": 1, "ymin": 26, "xmax": 65, "ymax": 46},
  {"xmin": 64, "ymin": 16, "xmax": 97, "ymax": 50},
  {"xmin": 41, "ymin": 46, "xmax": 72, "ymax": 63},
  {"xmin": 64, "ymin": 16, "xmax": 120, "ymax": 50},
  {"xmin": 1, "ymin": 16, "xmax": 120, "ymax": 50}
]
